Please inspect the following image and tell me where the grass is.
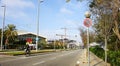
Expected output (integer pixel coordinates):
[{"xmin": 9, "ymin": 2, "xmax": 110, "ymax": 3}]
[{"xmin": 0, "ymin": 49, "xmax": 57, "ymax": 56}]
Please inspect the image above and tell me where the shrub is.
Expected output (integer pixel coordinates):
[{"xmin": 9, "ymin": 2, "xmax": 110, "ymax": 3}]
[
  {"xmin": 90, "ymin": 46, "xmax": 105, "ymax": 59},
  {"xmin": 90, "ymin": 46, "xmax": 120, "ymax": 66},
  {"xmin": 107, "ymin": 51, "xmax": 120, "ymax": 66}
]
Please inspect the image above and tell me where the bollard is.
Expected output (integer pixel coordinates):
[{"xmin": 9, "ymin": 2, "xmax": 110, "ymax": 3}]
[{"xmin": 76, "ymin": 61, "xmax": 80, "ymax": 66}]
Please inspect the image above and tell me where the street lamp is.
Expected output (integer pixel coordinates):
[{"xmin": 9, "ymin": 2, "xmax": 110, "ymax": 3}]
[
  {"xmin": 85, "ymin": 11, "xmax": 91, "ymax": 18},
  {"xmin": 1, "ymin": 5, "xmax": 6, "ymax": 51},
  {"xmin": 84, "ymin": 11, "xmax": 91, "ymax": 66},
  {"xmin": 36, "ymin": 0, "xmax": 43, "ymax": 52}
]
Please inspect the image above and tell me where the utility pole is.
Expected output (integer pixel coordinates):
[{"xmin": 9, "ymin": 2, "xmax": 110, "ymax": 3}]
[
  {"xmin": 61, "ymin": 27, "xmax": 67, "ymax": 39},
  {"xmin": 1, "ymin": 5, "xmax": 6, "ymax": 51},
  {"xmin": 61, "ymin": 27, "xmax": 68, "ymax": 49},
  {"xmin": 84, "ymin": 11, "xmax": 92, "ymax": 66},
  {"xmin": 36, "ymin": 0, "xmax": 43, "ymax": 52}
]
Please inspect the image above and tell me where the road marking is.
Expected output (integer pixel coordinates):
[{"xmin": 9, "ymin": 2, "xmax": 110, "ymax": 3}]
[{"xmin": 33, "ymin": 61, "xmax": 45, "ymax": 66}]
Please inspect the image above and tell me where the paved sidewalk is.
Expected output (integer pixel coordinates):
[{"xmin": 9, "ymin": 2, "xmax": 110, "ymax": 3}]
[{"xmin": 76, "ymin": 49, "xmax": 110, "ymax": 66}]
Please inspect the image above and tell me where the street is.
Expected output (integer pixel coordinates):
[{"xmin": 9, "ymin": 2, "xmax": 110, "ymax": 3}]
[{"xmin": 0, "ymin": 49, "xmax": 82, "ymax": 66}]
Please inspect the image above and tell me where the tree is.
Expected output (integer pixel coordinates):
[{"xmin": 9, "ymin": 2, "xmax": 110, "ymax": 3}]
[
  {"xmin": 66, "ymin": 0, "xmax": 120, "ymax": 50},
  {"xmin": 88, "ymin": 0, "xmax": 120, "ymax": 50},
  {"xmin": 4, "ymin": 24, "xmax": 18, "ymax": 48},
  {"xmin": 79, "ymin": 27, "xmax": 87, "ymax": 48},
  {"xmin": 38, "ymin": 38, "xmax": 47, "ymax": 49},
  {"xmin": 89, "ymin": 0, "xmax": 120, "ymax": 40},
  {"xmin": 79, "ymin": 27, "xmax": 96, "ymax": 48},
  {"xmin": 89, "ymin": 31, "xmax": 96, "ymax": 42}
]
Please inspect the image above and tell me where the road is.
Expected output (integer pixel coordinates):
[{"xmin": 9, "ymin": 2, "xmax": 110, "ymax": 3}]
[{"xmin": 0, "ymin": 49, "xmax": 82, "ymax": 66}]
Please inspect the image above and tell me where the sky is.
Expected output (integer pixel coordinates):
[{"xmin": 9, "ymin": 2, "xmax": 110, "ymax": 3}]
[{"xmin": 0, "ymin": 0, "xmax": 89, "ymax": 44}]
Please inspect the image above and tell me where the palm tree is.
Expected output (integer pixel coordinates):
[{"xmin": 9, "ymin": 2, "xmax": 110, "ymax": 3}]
[{"xmin": 4, "ymin": 24, "xmax": 18, "ymax": 48}]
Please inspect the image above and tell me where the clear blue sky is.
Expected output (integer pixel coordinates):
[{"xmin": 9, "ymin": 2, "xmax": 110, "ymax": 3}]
[{"xmin": 0, "ymin": 0, "xmax": 89, "ymax": 43}]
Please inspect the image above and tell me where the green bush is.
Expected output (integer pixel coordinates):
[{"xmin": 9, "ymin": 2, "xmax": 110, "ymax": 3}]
[
  {"xmin": 107, "ymin": 51, "xmax": 120, "ymax": 66},
  {"xmin": 90, "ymin": 46, "xmax": 105, "ymax": 59},
  {"xmin": 90, "ymin": 46, "xmax": 120, "ymax": 66}
]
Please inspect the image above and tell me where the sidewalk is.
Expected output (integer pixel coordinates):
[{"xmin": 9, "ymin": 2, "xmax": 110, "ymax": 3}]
[{"xmin": 76, "ymin": 49, "xmax": 110, "ymax": 66}]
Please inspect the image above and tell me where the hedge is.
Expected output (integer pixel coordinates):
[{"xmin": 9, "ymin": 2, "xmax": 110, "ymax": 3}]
[{"xmin": 90, "ymin": 46, "xmax": 120, "ymax": 66}]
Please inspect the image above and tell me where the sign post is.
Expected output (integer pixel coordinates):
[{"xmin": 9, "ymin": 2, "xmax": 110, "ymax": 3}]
[{"xmin": 84, "ymin": 18, "xmax": 92, "ymax": 66}]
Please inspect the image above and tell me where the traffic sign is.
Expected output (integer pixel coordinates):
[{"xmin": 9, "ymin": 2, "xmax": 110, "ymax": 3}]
[{"xmin": 84, "ymin": 18, "xmax": 92, "ymax": 27}]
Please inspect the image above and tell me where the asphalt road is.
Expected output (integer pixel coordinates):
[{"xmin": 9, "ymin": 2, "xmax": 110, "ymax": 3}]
[{"xmin": 0, "ymin": 49, "xmax": 82, "ymax": 66}]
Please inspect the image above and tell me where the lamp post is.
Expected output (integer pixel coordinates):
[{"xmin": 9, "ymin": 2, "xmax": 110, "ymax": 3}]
[
  {"xmin": 84, "ymin": 11, "xmax": 92, "ymax": 66},
  {"xmin": 36, "ymin": 0, "xmax": 43, "ymax": 52},
  {"xmin": 61, "ymin": 27, "xmax": 67, "ymax": 49},
  {"xmin": 1, "ymin": 5, "xmax": 6, "ymax": 51}
]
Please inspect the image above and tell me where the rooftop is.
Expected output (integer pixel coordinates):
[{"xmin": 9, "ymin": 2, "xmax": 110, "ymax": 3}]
[{"xmin": 17, "ymin": 30, "xmax": 46, "ymax": 39}]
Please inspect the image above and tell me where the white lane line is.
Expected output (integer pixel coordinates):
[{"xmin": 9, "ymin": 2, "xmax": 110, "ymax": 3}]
[{"xmin": 33, "ymin": 61, "xmax": 45, "ymax": 66}]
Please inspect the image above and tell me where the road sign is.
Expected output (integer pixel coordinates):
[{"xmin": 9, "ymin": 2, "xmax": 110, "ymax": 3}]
[{"xmin": 84, "ymin": 18, "xmax": 92, "ymax": 27}]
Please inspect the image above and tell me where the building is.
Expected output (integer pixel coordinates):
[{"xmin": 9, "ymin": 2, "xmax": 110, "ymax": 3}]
[
  {"xmin": 16, "ymin": 31, "xmax": 46, "ymax": 50},
  {"xmin": 67, "ymin": 40, "xmax": 78, "ymax": 49}
]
